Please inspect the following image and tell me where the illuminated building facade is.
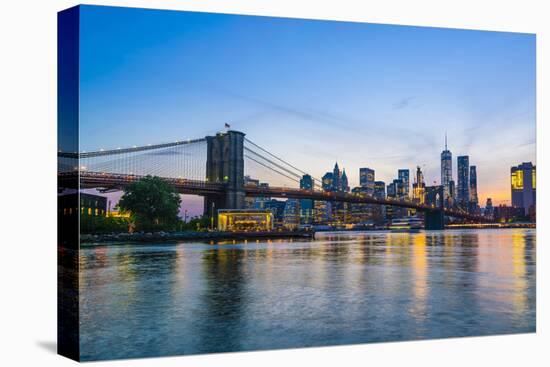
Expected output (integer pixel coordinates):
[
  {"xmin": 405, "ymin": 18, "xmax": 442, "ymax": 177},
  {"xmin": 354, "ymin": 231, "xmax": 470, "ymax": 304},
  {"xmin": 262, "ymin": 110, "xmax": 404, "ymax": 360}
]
[
  {"xmin": 313, "ymin": 200, "xmax": 332, "ymax": 223},
  {"xmin": 412, "ymin": 166, "xmax": 426, "ymax": 204},
  {"xmin": 264, "ymin": 199, "xmax": 286, "ymax": 224},
  {"xmin": 469, "ymin": 166, "xmax": 478, "ymax": 204},
  {"xmin": 351, "ymin": 186, "xmax": 371, "ymax": 223},
  {"xmin": 244, "ymin": 176, "xmax": 270, "ymax": 209},
  {"xmin": 493, "ymin": 205, "xmax": 525, "ymax": 223},
  {"xmin": 387, "ymin": 178, "xmax": 405, "ymax": 199},
  {"xmin": 244, "ymin": 175, "xmax": 259, "ymax": 209},
  {"xmin": 217, "ymin": 209, "xmax": 273, "ymax": 231},
  {"xmin": 374, "ymin": 181, "xmax": 386, "ymax": 199},
  {"xmin": 323, "ymin": 162, "xmax": 348, "ymax": 221},
  {"xmin": 457, "ymin": 155, "xmax": 470, "ymax": 208},
  {"xmin": 283, "ymin": 199, "xmax": 300, "ymax": 229},
  {"xmin": 359, "ymin": 167, "xmax": 375, "ymax": 195},
  {"xmin": 511, "ymin": 162, "xmax": 536, "ymax": 215},
  {"xmin": 322, "ymin": 172, "xmax": 333, "ymax": 191},
  {"xmin": 323, "ymin": 162, "xmax": 348, "ymax": 193},
  {"xmin": 387, "ymin": 178, "xmax": 407, "ymax": 219},
  {"xmin": 398, "ymin": 169, "xmax": 410, "ymax": 198},
  {"xmin": 373, "ymin": 181, "xmax": 386, "ymax": 223},
  {"xmin": 300, "ymin": 174, "xmax": 314, "ymax": 223},
  {"xmin": 469, "ymin": 165, "xmax": 479, "ymax": 214},
  {"xmin": 59, "ymin": 192, "xmax": 107, "ymax": 217},
  {"xmin": 448, "ymin": 180, "xmax": 455, "ymax": 206}
]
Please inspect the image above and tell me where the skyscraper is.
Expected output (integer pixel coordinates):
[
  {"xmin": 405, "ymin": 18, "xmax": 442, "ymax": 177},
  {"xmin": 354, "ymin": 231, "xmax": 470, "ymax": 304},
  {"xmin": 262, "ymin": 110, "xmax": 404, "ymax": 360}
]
[
  {"xmin": 359, "ymin": 167, "xmax": 375, "ymax": 195},
  {"xmin": 282, "ymin": 199, "xmax": 300, "ymax": 229},
  {"xmin": 485, "ymin": 198, "xmax": 494, "ymax": 219},
  {"xmin": 387, "ymin": 181, "xmax": 396, "ymax": 198},
  {"xmin": 387, "ymin": 179, "xmax": 406, "ymax": 199},
  {"xmin": 457, "ymin": 155, "xmax": 470, "ymax": 208},
  {"xmin": 469, "ymin": 166, "xmax": 478, "ymax": 205},
  {"xmin": 300, "ymin": 174, "xmax": 313, "ymax": 190},
  {"xmin": 322, "ymin": 172, "xmax": 333, "ymax": 191},
  {"xmin": 341, "ymin": 169, "xmax": 350, "ymax": 192},
  {"xmin": 398, "ymin": 169, "xmax": 410, "ymax": 198},
  {"xmin": 300, "ymin": 174, "xmax": 314, "ymax": 223},
  {"xmin": 412, "ymin": 166, "xmax": 426, "ymax": 204},
  {"xmin": 441, "ymin": 133, "xmax": 453, "ymax": 206},
  {"xmin": 374, "ymin": 181, "xmax": 386, "ymax": 199},
  {"xmin": 332, "ymin": 162, "xmax": 341, "ymax": 192},
  {"xmin": 313, "ymin": 200, "xmax": 331, "ymax": 223},
  {"xmin": 511, "ymin": 162, "xmax": 536, "ymax": 215}
]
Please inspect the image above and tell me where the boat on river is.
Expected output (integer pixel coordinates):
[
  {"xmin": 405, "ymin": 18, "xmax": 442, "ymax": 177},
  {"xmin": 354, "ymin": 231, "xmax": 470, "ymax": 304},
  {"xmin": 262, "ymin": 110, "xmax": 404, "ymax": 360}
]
[{"xmin": 388, "ymin": 217, "xmax": 423, "ymax": 232}]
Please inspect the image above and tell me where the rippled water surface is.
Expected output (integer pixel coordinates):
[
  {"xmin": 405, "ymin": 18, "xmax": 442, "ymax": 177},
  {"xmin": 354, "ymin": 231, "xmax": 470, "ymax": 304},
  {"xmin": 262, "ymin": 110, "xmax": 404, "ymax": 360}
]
[{"xmin": 78, "ymin": 229, "xmax": 536, "ymax": 360}]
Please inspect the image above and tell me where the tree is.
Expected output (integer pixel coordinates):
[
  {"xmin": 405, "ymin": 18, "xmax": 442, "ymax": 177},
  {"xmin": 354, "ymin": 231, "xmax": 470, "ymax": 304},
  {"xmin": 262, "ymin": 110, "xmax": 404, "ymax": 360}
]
[
  {"xmin": 178, "ymin": 215, "xmax": 209, "ymax": 231},
  {"xmin": 80, "ymin": 213, "xmax": 130, "ymax": 234},
  {"xmin": 118, "ymin": 176, "xmax": 182, "ymax": 231}
]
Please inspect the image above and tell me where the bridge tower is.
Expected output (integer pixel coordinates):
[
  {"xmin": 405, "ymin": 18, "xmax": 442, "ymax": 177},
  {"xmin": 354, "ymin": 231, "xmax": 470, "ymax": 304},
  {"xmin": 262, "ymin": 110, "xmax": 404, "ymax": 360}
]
[
  {"xmin": 204, "ymin": 130, "xmax": 246, "ymax": 223},
  {"xmin": 425, "ymin": 185, "xmax": 445, "ymax": 230}
]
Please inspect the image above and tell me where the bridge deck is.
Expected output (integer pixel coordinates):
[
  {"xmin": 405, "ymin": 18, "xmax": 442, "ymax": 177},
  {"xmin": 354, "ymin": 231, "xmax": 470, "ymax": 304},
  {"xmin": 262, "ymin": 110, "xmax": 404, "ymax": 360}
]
[{"xmin": 59, "ymin": 172, "xmax": 487, "ymax": 222}]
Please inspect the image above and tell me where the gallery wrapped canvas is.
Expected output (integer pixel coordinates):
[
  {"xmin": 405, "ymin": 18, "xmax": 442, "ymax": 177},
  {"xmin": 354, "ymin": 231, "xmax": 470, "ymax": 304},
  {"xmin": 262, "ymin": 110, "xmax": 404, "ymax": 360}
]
[{"xmin": 58, "ymin": 5, "xmax": 536, "ymax": 362}]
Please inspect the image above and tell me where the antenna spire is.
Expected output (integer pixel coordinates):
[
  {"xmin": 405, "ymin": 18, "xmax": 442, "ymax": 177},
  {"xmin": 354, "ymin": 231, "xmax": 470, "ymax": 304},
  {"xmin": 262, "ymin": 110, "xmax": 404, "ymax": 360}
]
[{"xmin": 445, "ymin": 131, "xmax": 448, "ymax": 150}]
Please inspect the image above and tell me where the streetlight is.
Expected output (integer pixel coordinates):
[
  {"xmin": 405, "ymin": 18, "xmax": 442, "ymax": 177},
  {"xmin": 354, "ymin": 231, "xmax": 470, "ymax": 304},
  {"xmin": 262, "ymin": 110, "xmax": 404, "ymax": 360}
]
[{"xmin": 210, "ymin": 202, "xmax": 215, "ymax": 231}]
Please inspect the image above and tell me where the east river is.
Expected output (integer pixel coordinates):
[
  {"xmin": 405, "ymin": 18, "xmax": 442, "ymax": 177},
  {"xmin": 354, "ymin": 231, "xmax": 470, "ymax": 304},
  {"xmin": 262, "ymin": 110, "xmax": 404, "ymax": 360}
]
[{"xmin": 78, "ymin": 229, "xmax": 536, "ymax": 361}]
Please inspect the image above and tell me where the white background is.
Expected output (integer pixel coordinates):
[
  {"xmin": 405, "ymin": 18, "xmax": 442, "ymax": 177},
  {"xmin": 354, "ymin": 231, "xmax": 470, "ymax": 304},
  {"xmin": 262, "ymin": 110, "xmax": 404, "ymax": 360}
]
[{"xmin": 0, "ymin": 0, "xmax": 547, "ymax": 366}]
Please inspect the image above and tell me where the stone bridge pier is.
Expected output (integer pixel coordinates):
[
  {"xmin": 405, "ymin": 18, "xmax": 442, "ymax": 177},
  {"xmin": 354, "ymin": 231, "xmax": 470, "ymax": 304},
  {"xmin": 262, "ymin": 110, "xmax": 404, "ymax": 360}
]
[
  {"xmin": 424, "ymin": 185, "xmax": 445, "ymax": 230},
  {"xmin": 425, "ymin": 210, "xmax": 445, "ymax": 230},
  {"xmin": 204, "ymin": 130, "xmax": 245, "ymax": 225}
]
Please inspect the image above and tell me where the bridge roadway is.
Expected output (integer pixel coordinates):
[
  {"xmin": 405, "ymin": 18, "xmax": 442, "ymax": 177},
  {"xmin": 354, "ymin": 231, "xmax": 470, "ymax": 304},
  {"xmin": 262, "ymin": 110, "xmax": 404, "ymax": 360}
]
[
  {"xmin": 245, "ymin": 184, "xmax": 485, "ymax": 222},
  {"xmin": 60, "ymin": 171, "xmax": 486, "ymax": 222}
]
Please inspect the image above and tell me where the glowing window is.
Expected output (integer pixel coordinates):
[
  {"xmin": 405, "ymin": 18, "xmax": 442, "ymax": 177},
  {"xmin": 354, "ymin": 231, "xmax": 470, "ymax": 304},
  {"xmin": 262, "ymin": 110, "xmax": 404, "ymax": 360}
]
[{"xmin": 511, "ymin": 170, "xmax": 523, "ymax": 190}]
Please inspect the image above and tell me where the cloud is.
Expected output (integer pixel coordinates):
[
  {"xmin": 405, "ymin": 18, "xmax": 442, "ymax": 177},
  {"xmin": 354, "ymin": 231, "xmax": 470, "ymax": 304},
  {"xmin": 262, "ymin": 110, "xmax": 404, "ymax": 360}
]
[{"xmin": 392, "ymin": 96, "xmax": 416, "ymax": 110}]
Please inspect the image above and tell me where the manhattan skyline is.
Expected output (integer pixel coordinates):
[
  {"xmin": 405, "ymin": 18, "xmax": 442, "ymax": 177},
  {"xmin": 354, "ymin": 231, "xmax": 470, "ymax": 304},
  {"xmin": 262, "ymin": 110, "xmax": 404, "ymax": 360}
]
[{"xmin": 79, "ymin": 6, "xmax": 536, "ymax": 208}]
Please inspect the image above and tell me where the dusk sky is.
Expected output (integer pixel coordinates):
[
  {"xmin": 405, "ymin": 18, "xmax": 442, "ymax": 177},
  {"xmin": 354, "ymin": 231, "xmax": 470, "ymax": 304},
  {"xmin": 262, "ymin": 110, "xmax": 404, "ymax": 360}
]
[{"xmin": 79, "ymin": 5, "xmax": 536, "ymax": 213}]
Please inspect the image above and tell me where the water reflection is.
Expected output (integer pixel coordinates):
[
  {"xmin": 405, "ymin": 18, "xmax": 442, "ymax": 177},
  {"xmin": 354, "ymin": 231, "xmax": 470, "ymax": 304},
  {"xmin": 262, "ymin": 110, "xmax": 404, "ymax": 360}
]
[
  {"xmin": 411, "ymin": 233, "xmax": 427, "ymax": 324},
  {"xmin": 79, "ymin": 229, "xmax": 536, "ymax": 361}
]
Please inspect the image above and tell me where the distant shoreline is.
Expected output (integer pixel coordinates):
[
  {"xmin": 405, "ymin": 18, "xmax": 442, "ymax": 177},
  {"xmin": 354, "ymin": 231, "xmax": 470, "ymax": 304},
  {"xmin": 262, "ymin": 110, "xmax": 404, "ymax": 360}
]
[
  {"xmin": 80, "ymin": 230, "xmax": 315, "ymax": 245},
  {"xmin": 79, "ymin": 225, "xmax": 535, "ymax": 246}
]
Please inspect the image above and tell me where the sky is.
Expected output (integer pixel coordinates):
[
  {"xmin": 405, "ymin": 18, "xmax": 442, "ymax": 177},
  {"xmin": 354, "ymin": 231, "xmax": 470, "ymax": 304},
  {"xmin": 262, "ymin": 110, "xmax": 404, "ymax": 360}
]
[{"xmin": 78, "ymin": 5, "xmax": 536, "ymax": 214}]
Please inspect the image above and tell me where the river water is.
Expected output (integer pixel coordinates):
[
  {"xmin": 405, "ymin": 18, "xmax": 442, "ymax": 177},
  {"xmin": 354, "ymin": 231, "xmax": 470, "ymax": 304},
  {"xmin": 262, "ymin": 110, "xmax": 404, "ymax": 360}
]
[{"xmin": 78, "ymin": 229, "xmax": 536, "ymax": 361}]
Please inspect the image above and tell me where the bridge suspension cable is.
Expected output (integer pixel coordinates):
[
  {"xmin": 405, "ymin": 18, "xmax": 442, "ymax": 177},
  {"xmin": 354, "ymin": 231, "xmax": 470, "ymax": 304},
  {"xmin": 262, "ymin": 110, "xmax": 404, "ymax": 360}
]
[
  {"xmin": 244, "ymin": 154, "xmax": 301, "ymax": 184},
  {"xmin": 244, "ymin": 147, "xmax": 304, "ymax": 181},
  {"xmin": 71, "ymin": 138, "xmax": 208, "ymax": 182},
  {"xmin": 244, "ymin": 138, "xmax": 322, "ymax": 188}
]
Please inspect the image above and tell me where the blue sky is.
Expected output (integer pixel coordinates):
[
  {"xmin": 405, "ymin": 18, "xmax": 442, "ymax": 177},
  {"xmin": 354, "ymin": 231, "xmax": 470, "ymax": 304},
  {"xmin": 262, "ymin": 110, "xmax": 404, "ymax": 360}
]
[{"xmin": 79, "ymin": 5, "xmax": 536, "ymax": 207}]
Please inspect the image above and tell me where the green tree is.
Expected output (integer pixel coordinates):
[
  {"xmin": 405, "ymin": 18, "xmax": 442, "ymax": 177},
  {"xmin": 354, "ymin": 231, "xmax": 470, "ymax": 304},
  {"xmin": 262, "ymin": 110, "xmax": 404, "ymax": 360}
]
[
  {"xmin": 178, "ymin": 215, "xmax": 209, "ymax": 231},
  {"xmin": 80, "ymin": 214, "xmax": 130, "ymax": 234},
  {"xmin": 118, "ymin": 176, "xmax": 182, "ymax": 231}
]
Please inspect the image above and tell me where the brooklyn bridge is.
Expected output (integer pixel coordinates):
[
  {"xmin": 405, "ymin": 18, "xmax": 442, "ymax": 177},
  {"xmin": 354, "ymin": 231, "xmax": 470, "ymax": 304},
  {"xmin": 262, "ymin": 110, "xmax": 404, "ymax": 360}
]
[{"xmin": 58, "ymin": 130, "xmax": 487, "ymax": 230}]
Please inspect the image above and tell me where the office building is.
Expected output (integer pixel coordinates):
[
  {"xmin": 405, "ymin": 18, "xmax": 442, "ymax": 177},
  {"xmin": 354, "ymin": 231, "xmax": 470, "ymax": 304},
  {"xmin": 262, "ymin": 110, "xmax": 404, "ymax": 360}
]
[
  {"xmin": 398, "ymin": 169, "xmax": 410, "ymax": 198},
  {"xmin": 441, "ymin": 133, "xmax": 453, "ymax": 205},
  {"xmin": 511, "ymin": 162, "xmax": 536, "ymax": 215},
  {"xmin": 412, "ymin": 166, "xmax": 426, "ymax": 204},
  {"xmin": 322, "ymin": 172, "xmax": 333, "ymax": 191},
  {"xmin": 300, "ymin": 174, "xmax": 314, "ymax": 223},
  {"xmin": 359, "ymin": 167, "xmax": 375, "ymax": 195},
  {"xmin": 457, "ymin": 155, "xmax": 470, "ymax": 208}
]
